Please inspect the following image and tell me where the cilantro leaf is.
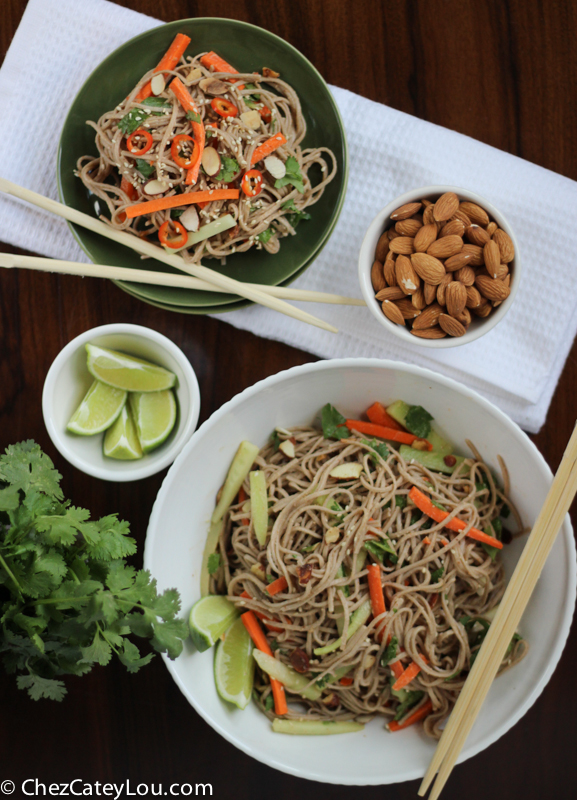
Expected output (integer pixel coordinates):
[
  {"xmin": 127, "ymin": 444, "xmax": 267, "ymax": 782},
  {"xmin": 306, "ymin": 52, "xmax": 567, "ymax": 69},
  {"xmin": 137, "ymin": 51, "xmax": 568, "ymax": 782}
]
[
  {"xmin": 361, "ymin": 438, "xmax": 389, "ymax": 466},
  {"xmin": 118, "ymin": 108, "xmax": 150, "ymax": 134},
  {"xmin": 405, "ymin": 406, "xmax": 433, "ymax": 439},
  {"xmin": 136, "ymin": 158, "xmax": 155, "ymax": 178},
  {"xmin": 430, "ymin": 566, "xmax": 444, "ymax": 583},
  {"xmin": 380, "ymin": 635, "xmax": 398, "ymax": 667},
  {"xmin": 281, "ymin": 198, "xmax": 311, "ymax": 228},
  {"xmin": 274, "ymin": 156, "xmax": 305, "ymax": 194},
  {"xmin": 215, "ymin": 155, "xmax": 239, "ymax": 183},
  {"xmin": 140, "ymin": 97, "xmax": 171, "ymax": 116},
  {"xmin": 395, "ymin": 495, "xmax": 407, "ymax": 509},
  {"xmin": 257, "ymin": 228, "xmax": 273, "ymax": 244},
  {"xmin": 0, "ymin": 441, "xmax": 63, "ymax": 500},
  {"xmin": 321, "ymin": 403, "xmax": 349, "ymax": 440},
  {"xmin": 207, "ymin": 553, "xmax": 221, "ymax": 575},
  {"xmin": 186, "ymin": 109, "xmax": 201, "ymax": 123},
  {"xmin": 271, "ymin": 430, "xmax": 281, "ymax": 451},
  {"xmin": 264, "ymin": 692, "xmax": 274, "ymax": 710},
  {"xmin": 16, "ymin": 674, "xmax": 67, "ymax": 701},
  {"xmin": 364, "ymin": 537, "xmax": 397, "ymax": 564},
  {"xmin": 394, "ymin": 690, "xmax": 424, "ymax": 721}
]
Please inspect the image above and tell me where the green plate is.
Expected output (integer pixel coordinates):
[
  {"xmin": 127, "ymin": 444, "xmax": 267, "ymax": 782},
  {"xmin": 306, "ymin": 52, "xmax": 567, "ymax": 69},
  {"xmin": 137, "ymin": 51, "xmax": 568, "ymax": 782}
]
[{"xmin": 57, "ymin": 18, "xmax": 348, "ymax": 310}]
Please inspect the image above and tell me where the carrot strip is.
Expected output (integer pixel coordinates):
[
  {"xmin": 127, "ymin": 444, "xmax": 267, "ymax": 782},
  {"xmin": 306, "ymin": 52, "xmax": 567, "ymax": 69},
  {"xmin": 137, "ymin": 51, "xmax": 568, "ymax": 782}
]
[
  {"xmin": 366, "ymin": 402, "xmax": 405, "ymax": 431},
  {"xmin": 240, "ymin": 591, "xmax": 284, "ymax": 633},
  {"xmin": 241, "ymin": 611, "xmax": 287, "ymax": 715},
  {"xmin": 345, "ymin": 420, "xmax": 433, "ymax": 450},
  {"xmin": 266, "ymin": 576, "xmax": 288, "ymax": 596},
  {"xmin": 250, "ymin": 133, "xmax": 287, "ymax": 166},
  {"xmin": 367, "ymin": 564, "xmax": 386, "ymax": 641},
  {"xmin": 125, "ymin": 188, "xmax": 238, "ymax": 219},
  {"xmin": 135, "ymin": 33, "xmax": 191, "ymax": 102},
  {"xmin": 422, "ymin": 537, "xmax": 431, "ymax": 545},
  {"xmin": 390, "ymin": 659, "xmax": 404, "ymax": 680},
  {"xmin": 200, "ymin": 51, "xmax": 245, "ymax": 89},
  {"xmin": 339, "ymin": 676, "xmax": 354, "ymax": 686},
  {"xmin": 388, "ymin": 699, "xmax": 433, "ymax": 732},
  {"xmin": 169, "ymin": 77, "xmax": 206, "ymax": 185},
  {"xmin": 120, "ymin": 176, "xmax": 137, "ymax": 201},
  {"xmin": 392, "ymin": 655, "xmax": 428, "ymax": 691},
  {"xmin": 408, "ymin": 487, "xmax": 503, "ymax": 549}
]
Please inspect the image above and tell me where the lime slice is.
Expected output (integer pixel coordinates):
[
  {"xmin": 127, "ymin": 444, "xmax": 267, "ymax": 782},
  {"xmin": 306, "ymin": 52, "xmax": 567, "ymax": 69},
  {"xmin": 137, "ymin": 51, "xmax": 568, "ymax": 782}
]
[
  {"xmin": 214, "ymin": 617, "xmax": 254, "ymax": 709},
  {"xmin": 189, "ymin": 595, "xmax": 239, "ymax": 652},
  {"xmin": 103, "ymin": 404, "xmax": 143, "ymax": 460},
  {"xmin": 67, "ymin": 380, "xmax": 127, "ymax": 435},
  {"xmin": 129, "ymin": 390, "xmax": 177, "ymax": 453},
  {"xmin": 86, "ymin": 343, "xmax": 176, "ymax": 392}
]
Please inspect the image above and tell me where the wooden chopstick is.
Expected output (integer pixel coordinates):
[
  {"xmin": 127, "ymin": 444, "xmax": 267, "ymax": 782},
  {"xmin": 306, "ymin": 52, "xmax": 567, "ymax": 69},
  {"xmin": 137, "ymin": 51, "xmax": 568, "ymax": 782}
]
[
  {"xmin": 0, "ymin": 178, "xmax": 339, "ymax": 333},
  {"xmin": 420, "ymin": 422, "xmax": 577, "ymax": 800},
  {"xmin": 0, "ymin": 252, "xmax": 366, "ymax": 307}
]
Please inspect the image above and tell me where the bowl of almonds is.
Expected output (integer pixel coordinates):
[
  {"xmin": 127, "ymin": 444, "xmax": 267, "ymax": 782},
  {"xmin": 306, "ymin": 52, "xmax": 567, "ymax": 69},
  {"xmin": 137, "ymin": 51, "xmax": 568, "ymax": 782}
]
[{"xmin": 358, "ymin": 186, "xmax": 520, "ymax": 347}]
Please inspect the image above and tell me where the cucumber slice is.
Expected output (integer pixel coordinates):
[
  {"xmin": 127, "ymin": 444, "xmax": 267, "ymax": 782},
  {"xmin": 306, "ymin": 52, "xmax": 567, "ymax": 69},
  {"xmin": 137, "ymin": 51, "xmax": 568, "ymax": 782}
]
[
  {"xmin": 211, "ymin": 441, "xmax": 259, "ymax": 524},
  {"xmin": 252, "ymin": 649, "xmax": 322, "ymax": 700},
  {"xmin": 249, "ymin": 470, "xmax": 268, "ymax": 545},
  {"xmin": 272, "ymin": 719, "xmax": 364, "ymax": 735},
  {"xmin": 399, "ymin": 445, "xmax": 465, "ymax": 475},
  {"xmin": 386, "ymin": 400, "xmax": 453, "ymax": 455},
  {"xmin": 389, "ymin": 674, "xmax": 408, "ymax": 701},
  {"xmin": 313, "ymin": 599, "xmax": 372, "ymax": 656},
  {"xmin": 200, "ymin": 517, "xmax": 225, "ymax": 597}
]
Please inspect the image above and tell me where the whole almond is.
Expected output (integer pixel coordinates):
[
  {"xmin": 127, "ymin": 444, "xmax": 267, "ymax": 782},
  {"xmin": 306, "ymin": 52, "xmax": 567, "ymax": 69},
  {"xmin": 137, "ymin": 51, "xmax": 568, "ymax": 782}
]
[
  {"xmin": 473, "ymin": 298, "xmax": 493, "ymax": 318},
  {"xmin": 382, "ymin": 300, "xmax": 405, "ymax": 325},
  {"xmin": 455, "ymin": 265, "xmax": 476, "ymax": 286},
  {"xmin": 439, "ymin": 313, "xmax": 466, "ymax": 337},
  {"xmin": 436, "ymin": 273, "xmax": 452, "ymax": 306},
  {"xmin": 445, "ymin": 251, "xmax": 474, "ymax": 272},
  {"xmin": 493, "ymin": 229, "xmax": 515, "ymax": 263},
  {"xmin": 390, "ymin": 201, "xmax": 422, "ymax": 221},
  {"xmin": 395, "ymin": 254, "xmax": 420, "ymax": 295},
  {"xmin": 414, "ymin": 223, "xmax": 438, "ymax": 252},
  {"xmin": 433, "ymin": 192, "xmax": 460, "ymax": 221},
  {"xmin": 384, "ymin": 252, "xmax": 397, "ymax": 286},
  {"xmin": 481, "ymin": 263, "xmax": 509, "ymax": 281},
  {"xmin": 411, "ymin": 286, "xmax": 427, "ymax": 310},
  {"xmin": 412, "ymin": 302, "xmax": 442, "ymax": 330},
  {"xmin": 475, "ymin": 274, "xmax": 511, "ymax": 302},
  {"xmin": 452, "ymin": 209, "xmax": 472, "ymax": 227},
  {"xmin": 465, "ymin": 285, "xmax": 482, "ymax": 308},
  {"xmin": 455, "ymin": 307, "xmax": 472, "ymax": 326},
  {"xmin": 396, "ymin": 218, "xmax": 423, "ymax": 236},
  {"xmin": 421, "ymin": 198, "xmax": 432, "ymax": 207},
  {"xmin": 411, "ymin": 252, "xmax": 446, "ymax": 285},
  {"xmin": 465, "ymin": 225, "xmax": 491, "ymax": 247},
  {"xmin": 484, "ymin": 240, "xmax": 501, "ymax": 278},
  {"xmin": 486, "ymin": 221, "xmax": 498, "ymax": 236},
  {"xmin": 387, "ymin": 229, "xmax": 400, "ymax": 241},
  {"xmin": 427, "ymin": 234, "xmax": 464, "ymax": 259},
  {"xmin": 423, "ymin": 282, "xmax": 437, "ymax": 305},
  {"xmin": 493, "ymin": 275, "xmax": 511, "ymax": 308},
  {"xmin": 375, "ymin": 232, "xmax": 390, "ymax": 262},
  {"xmin": 423, "ymin": 204, "xmax": 436, "ymax": 225},
  {"xmin": 389, "ymin": 236, "xmax": 415, "ymax": 255},
  {"xmin": 411, "ymin": 327, "xmax": 447, "ymax": 339},
  {"xmin": 396, "ymin": 298, "xmax": 421, "ymax": 319},
  {"xmin": 371, "ymin": 259, "xmax": 386, "ymax": 292},
  {"xmin": 440, "ymin": 219, "xmax": 466, "ymax": 238},
  {"xmin": 459, "ymin": 202, "xmax": 490, "ymax": 227},
  {"xmin": 375, "ymin": 286, "xmax": 405, "ymax": 301},
  {"xmin": 461, "ymin": 244, "xmax": 484, "ymax": 266},
  {"xmin": 446, "ymin": 281, "xmax": 467, "ymax": 317}
]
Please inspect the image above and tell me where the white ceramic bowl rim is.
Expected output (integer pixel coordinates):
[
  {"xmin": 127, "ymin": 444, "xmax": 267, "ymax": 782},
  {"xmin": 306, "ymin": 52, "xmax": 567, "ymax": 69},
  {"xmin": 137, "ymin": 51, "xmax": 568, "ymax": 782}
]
[
  {"xmin": 42, "ymin": 323, "xmax": 200, "ymax": 481},
  {"xmin": 358, "ymin": 185, "xmax": 521, "ymax": 348},
  {"xmin": 144, "ymin": 357, "xmax": 575, "ymax": 784}
]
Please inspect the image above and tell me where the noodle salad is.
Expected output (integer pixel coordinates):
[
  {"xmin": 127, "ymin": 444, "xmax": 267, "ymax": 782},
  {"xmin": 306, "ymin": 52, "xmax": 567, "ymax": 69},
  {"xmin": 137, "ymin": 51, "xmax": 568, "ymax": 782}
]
[
  {"xmin": 194, "ymin": 399, "xmax": 528, "ymax": 738},
  {"xmin": 76, "ymin": 34, "xmax": 337, "ymax": 264}
]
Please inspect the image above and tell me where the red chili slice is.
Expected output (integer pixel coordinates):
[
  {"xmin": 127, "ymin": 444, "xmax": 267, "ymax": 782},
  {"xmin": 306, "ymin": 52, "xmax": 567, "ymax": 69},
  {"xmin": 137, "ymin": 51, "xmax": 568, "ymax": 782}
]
[
  {"xmin": 158, "ymin": 219, "xmax": 188, "ymax": 249},
  {"xmin": 241, "ymin": 169, "xmax": 263, "ymax": 197},
  {"xmin": 126, "ymin": 129, "xmax": 153, "ymax": 156},
  {"xmin": 211, "ymin": 97, "xmax": 238, "ymax": 118},
  {"xmin": 258, "ymin": 105, "xmax": 272, "ymax": 124},
  {"xmin": 170, "ymin": 134, "xmax": 197, "ymax": 169}
]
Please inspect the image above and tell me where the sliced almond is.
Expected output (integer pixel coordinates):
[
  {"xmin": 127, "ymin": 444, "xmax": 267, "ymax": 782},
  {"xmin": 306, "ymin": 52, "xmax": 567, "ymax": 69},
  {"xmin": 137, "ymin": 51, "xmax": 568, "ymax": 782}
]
[
  {"xmin": 414, "ymin": 222, "xmax": 438, "ymax": 252},
  {"xmin": 371, "ymin": 260, "xmax": 386, "ymax": 293},
  {"xmin": 395, "ymin": 218, "xmax": 423, "ymax": 236},
  {"xmin": 412, "ymin": 302, "xmax": 442, "ymax": 330},
  {"xmin": 440, "ymin": 219, "xmax": 465, "ymax": 238},
  {"xmin": 427, "ymin": 234, "xmax": 463, "ymax": 259},
  {"xmin": 433, "ymin": 192, "xmax": 460, "ymax": 221},
  {"xmin": 325, "ymin": 529, "xmax": 340, "ymax": 544},
  {"xmin": 250, "ymin": 563, "xmax": 266, "ymax": 581},
  {"xmin": 411, "ymin": 252, "xmax": 446, "ymax": 285},
  {"xmin": 329, "ymin": 463, "xmax": 363, "ymax": 479},
  {"xmin": 180, "ymin": 204, "xmax": 200, "ymax": 232},
  {"xmin": 375, "ymin": 232, "xmax": 390, "ymax": 262},
  {"xmin": 376, "ymin": 286, "xmax": 405, "ymax": 302},
  {"xmin": 493, "ymin": 229, "xmax": 515, "ymax": 263},
  {"xmin": 150, "ymin": 73, "xmax": 166, "ymax": 95},
  {"xmin": 459, "ymin": 201, "xmax": 490, "ymax": 227},
  {"xmin": 240, "ymin": 109, "xmax": 262, "ymax": 130},
  {"xmin": 199, "ymin": 77, "xmax": 230, "ymax": 94},
  {"xmin": 264, "ymin": 155, "xmax": 286, "ymax": 180},
  {"xmin": 185, "ymin": 67, "xmax": 203, "ymax": 84},
  {"xmin": 439, "ymin": 313, "xmax": 466, "ymax": 337},
  {"xmin": 389, "ymin": 236, "xmax": 415, "ymax": 255},
  {"xmin": 454, "ymin": 265, "xmax": 476, "ymax": 286},
  {"xmin": 390, "ymin": 201, "xmax": 422, "ymax": 221},
  {"xmin": 143, "ymin": 179, "xmax": 169, "ymax": 195},
  {"xmin": 279, "ymin": 439, "xmax": 295, "ymax": 458},
  {"xmin": 445, "ymin": 281, "xmax": 467, "ymax": 317},
  {"xmin": 411, "ymin": 326, "xmax": 447, "ymax": 339},
  {"xmin": 201, "ymin": 146, "xmax": 221, "ymax": 176},
  {"xmin": 382, "ymin": 299, "xmax": 405, "ymax": 325},
  {"xmin": 465, "ymin": 224, "xmax": 491, "ymax": 247},
  {"xmin": 395, "ymin": 254, "xmax": 420, "ymax": 295}
]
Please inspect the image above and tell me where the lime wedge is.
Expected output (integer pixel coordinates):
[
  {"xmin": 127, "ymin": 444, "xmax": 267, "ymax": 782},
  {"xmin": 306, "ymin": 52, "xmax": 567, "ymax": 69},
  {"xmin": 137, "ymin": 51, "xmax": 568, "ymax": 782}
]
[
  {"xmin": 103, "ymin": 404, "xmax": 143, "ymax": 460},
  {"xmin": 67, "ymin": 380, "xmax": 127, "ymax": 435},
  {"xmin": 129, "ymin": 390, "xmax": 177, "ymax": 453},
  {"xmin": 189, "ymin": 595, "xmax": 239, "ymax": 652},
  {"xmin": 214, "ymin": 617, "xmax": 254, "ymax": 709},
  {"xmin": 86, "ymin": 343, "xmax": 176, "ymax": 392}
]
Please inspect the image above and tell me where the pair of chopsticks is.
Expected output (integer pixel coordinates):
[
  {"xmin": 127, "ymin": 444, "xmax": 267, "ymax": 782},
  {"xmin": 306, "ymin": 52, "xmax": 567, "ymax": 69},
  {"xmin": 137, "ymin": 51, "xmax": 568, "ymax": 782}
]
[
  {"xmin": 420, "ymin": 422, "xmax": 577, "ymax": 799},
  {"xmin": 0, "ymin": 178, "xmax": 365, "ymax": 331}
]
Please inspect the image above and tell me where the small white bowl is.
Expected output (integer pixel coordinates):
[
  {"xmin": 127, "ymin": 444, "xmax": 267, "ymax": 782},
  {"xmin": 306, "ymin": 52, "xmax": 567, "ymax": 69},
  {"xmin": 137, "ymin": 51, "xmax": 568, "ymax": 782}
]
[
  {"xmin": 358, "ymin": 185, "xmax": 521, "ymax": 348},
  {"xmin": 42, "ymin": 323, "xmax": 200, "ymax": 482}
]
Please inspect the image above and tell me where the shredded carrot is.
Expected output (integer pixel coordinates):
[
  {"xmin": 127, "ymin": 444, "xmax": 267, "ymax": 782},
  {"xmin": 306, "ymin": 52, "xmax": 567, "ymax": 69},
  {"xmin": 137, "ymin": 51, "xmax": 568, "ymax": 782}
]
[
  {"xmin": 125, "ymin": 188, "xmax": 239, "ymax": 219},
  {"xmin": 120, "ymin": 176, "xmax": 137, "ymax": 201},
  {"xmin": 390, "ymin": 659, "xmax": 404, "ymax": 680},
  {"xmin": 392, "ymin": 654, "xmax": 428, "ymax": 691},
  {"xmin": 169, "ymin": 77, "xmax": 206, "ymax": 184},
  {"xmin": 266, "ymin": 576, "xmax": 288, "ymax": 596},
  {"xmin": 200, "ymin": 51, "xmax": 245, "ymax": 89},
  {"xmin": 366, "ymin": 402, "xmax": 405, "ymax": 431},
  {"xmin": 241, "ymin": 611, "xmax": 287, "ymax": 715},
  {"xmin": 135, "ymin": 33, "xmax": 191, "ymax": 102},
  {"xmin": 339, "ymin": 676, "xmax": 354, "ymax": 686},
  {"xmin": 367, "ymin": 564, "xmax": 386, "ymax": 641},
  {"xmin": 408, "ymin": 487, "xmax": 503, "ymax": 549},
  {"xmin": 250, "ymin": 133, "xmax": 287, "ymax": 166},
  {"xmin": 388, "ymin": 699, "xmax": 433, "ymax": 732},
  {"xmin": 345, "ymin": 420, "xmax": 433, "ymax": 450},
  {"xmin": 422, "ymin": 537, "xmax": 431, "ymax": 545},
  {"xmin": 240, "ymin": 591, "xmax": 284, "ymax": 633}
]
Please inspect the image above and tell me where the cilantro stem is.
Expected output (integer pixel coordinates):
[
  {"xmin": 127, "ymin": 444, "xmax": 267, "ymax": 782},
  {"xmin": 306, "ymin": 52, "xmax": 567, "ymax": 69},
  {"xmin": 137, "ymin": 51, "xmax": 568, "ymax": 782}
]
[{"xmin": 0, "ymin": 552, "xmax": 23, "ymax": 596}]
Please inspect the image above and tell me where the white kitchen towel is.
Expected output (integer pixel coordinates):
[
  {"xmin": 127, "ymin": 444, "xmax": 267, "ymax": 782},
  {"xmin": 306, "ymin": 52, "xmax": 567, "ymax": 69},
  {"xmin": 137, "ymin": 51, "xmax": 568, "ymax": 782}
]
[{"xmin": 1, "ymin": 0, "xmax": 576, "ymax": 433}]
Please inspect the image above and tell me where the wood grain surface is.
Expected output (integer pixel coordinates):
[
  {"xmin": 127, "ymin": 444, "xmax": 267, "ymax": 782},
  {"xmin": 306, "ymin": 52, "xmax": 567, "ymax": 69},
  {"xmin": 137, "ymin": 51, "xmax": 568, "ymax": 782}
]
[{"xmin": 1, "ymin": 1, "xmax": 576, "ymax": 798}]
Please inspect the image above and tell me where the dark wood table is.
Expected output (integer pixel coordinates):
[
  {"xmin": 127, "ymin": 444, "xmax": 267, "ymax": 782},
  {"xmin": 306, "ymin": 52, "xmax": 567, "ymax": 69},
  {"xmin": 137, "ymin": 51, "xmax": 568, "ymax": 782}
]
[{"xmin": 1, "ymin": 1, "xmax": 576, "ymax": 798}]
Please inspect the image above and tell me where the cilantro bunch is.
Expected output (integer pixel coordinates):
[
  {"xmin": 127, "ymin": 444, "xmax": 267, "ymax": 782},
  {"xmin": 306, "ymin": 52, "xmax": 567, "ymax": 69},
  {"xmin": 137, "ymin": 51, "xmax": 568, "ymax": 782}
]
[{"xmin": 0, "ymin": 441, "xmax": 187, "ymax": 701}]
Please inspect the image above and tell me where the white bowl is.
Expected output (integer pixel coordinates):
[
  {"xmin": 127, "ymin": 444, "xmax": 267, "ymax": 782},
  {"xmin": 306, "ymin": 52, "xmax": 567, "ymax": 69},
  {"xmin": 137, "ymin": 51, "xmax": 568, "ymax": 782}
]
[
  {"xmin": 358, "ymin": 186, "xmax": 521, "ymax": 348},
  {"xmin": 144, "ymin": 359, "xmax": 574, "ymax": 785},
  {"xmin": 42, "ymin": 323, "xmax": 200, "ymax": 482}
]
